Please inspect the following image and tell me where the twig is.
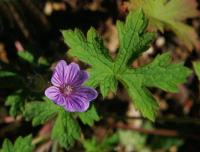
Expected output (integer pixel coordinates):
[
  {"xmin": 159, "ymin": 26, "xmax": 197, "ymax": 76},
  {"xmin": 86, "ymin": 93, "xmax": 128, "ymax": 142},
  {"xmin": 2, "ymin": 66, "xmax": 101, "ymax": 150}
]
[
  {"xmin": 112, "ymin": 115, "xmax": 200, "ymax": 125},
  {"xmin": 113, "ymin": 123, "xmax": 178, "ymax": 137},
  {"xmin": 111, "ymin": 123, "xmax": 200, "ymax": 140},
  {"xmin": 51, "ymin": 141, "xmax": 58, "ymax": 152},
  {"xmin": 32, "ymin": 134, "xmax": 50, "ymax": 145}
]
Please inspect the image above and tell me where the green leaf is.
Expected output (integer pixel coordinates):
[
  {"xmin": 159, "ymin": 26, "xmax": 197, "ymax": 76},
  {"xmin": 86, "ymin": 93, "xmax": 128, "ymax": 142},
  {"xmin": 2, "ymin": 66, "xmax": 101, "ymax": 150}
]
[
  {"xmin": 37, "ymin": 57, "xmax": 49, "ymax": 66},
  {"xmin": 63, "ymin": 10, "xmax": 154, "ymax": 98},
  {"xmin": 127, "ymin": 0, "xmax": 200, "ymax": 50},
  {"xmin": 0, "ymin": 71, "xmax": 17, "ymax": 77},
  {"xmin": 62, "ymin": 10, "xmax": 191, "ymax": 121},
  {"xmin": 24, "ymin": 98, "xmax": 81, "ymax": 149},
  {"xmin": 115, "ymin": 10, "xmax": 155, "ymax": 68},
  {"xmin": 62, "ymin": 27, "xmax": 115, "ymax": 98},
  {"xmin": 118, "ymin": 122, "xmax": 152, "ymax": 152},
  {"xmin": 121, "ymin": 53, "xmax": 191, "ymax": 120},
  {"xmin": 0, "ymin": 135, "xmax": 34, "ymax": 152},
  {"xmin": 18, "ymin": 51, "xmax": 34, "ymax": 63},
  {"xmin": 51, "ymin": 110, "xmax": 81, "ymax": 149},
  {"xmin": 13, "ymin": 135, "xmax": 34, "ymax": 152},
  {"xmin": 24, "ymin": 98, "xmax": 59, "ymax": 126},
  {"xmin": 193, "ymin": 61, "xmax": 200, "ymax": 81},
  {"xmin": 135, "ymin": 53, "xmax": 191, "ymax": 92},
  {"xmin": 5, "ymin": 91, "xmax": 23, "ymax": 117},
  {"xmin": 0, "ymin": 139, "xmax": 13, "ymax": 152},
  {"xmin": 118, "ymin": 129, "xmax": 149, "ymax": 152},
  {"xmin": 79, "ymin": 105, "xmax": 100, "ymax": 126},
  {"xmin": 83, "ymin": 134, "xmax": 118, "ymax": 152}
]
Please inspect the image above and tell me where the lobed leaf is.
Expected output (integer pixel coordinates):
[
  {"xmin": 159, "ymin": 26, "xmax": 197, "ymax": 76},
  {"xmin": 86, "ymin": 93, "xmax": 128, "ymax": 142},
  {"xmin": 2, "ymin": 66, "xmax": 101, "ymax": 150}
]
[
  {"xmin": 126, "ymin": 0, "xmax": 200, "ymax": 50},
  {"xmin": 115, "ymin": 10, "xmax": 155, "ymax": 68},
  {"xmin": 83, "ymin": 134, "xmax": 118, "ymax": 152},
  {"xmin": 0, "ymin": 139, "xmax": 13, "ymax": 152},
  {"xmin": 5, "ymin": 91, "xmax": 23, "ymax": 117},
  {"xmin": 24, "ymin": 98, "xmax": 81, "ymax": 149},
  {"xmin": 51, "ymin": 110, "xmax": 81, "ymax": 149},
  {"xmin": 62, "ymin": 10, "xmax": 191, "ymax": 121},
  {"xmin": 24, "ymin": 98, "xmax": 58, "ymax": 126},
  {"xmin": 0, "ymin": 135, "xmax": 34, "ymax": 152},
  {"xmin": 79, "ymin": 105, "xmax": 100, "ymax": 126}
]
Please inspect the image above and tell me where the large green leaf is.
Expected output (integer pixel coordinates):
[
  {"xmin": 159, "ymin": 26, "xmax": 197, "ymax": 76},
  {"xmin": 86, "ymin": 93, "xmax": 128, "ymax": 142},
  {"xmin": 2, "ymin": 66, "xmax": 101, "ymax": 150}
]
[{"xmin": 62, "ymin": 10, "xmax": 191, "ymax": 121}]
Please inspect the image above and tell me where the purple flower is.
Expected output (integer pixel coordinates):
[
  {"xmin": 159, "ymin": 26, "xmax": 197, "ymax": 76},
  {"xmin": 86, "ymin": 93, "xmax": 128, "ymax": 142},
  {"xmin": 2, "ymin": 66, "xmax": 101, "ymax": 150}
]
[{"xmin": 45, "ymin": 60, "xmax": 98, "ymax": 112}]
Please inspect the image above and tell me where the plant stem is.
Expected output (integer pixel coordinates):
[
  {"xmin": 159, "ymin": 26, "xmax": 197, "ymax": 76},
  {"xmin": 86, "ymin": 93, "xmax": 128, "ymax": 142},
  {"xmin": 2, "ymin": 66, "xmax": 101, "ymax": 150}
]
[{"xmin": 111, "ymin": 123, "xmax": 200, "ymax": 140}]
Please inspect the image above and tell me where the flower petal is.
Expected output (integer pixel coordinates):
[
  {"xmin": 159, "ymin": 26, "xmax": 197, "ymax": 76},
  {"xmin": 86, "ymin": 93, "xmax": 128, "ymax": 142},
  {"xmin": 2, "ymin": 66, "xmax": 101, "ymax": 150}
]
[
  {"xmin": 75, "ymin": 86, "xmax": 98, "ymax": 101},
  {"xmin": 64, "ymin": 95, "xmax": 89, "ymax": 112},
  {"xmin": 72, "ymin": 70, "xmax": 89, "ymax": 86},
  {"xmin": 63, "ymin": 86, "xmax": 97, "ymax": 112},
  {"xmin": 51, "ymin": 60, "xmax": 68, "ymax": 87},
  {"xmin": 45, "ymin": 86, "xmax": 65, "ymax": 106},
  {"xmin": 65, "ymin": 63, "xmax": 88, "ymax": 87}
]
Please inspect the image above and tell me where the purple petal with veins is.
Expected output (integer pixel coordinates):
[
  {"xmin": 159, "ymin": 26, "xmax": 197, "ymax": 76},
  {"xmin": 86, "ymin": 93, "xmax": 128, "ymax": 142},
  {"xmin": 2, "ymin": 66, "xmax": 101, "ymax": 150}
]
[
  {"xmin": 51, "ymin": 60, "xmax": 68, "ymax": 87},
  {"xmin": 45, "ymin": 60, "xmax": 98, "ymax": 112}
]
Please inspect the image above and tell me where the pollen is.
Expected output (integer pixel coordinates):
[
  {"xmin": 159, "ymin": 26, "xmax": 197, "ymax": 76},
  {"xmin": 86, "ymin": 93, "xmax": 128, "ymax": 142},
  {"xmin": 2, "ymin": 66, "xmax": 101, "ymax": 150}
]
[{"xmin": 61, "ymin": 85, "xmax": 73, "ymax": 96}]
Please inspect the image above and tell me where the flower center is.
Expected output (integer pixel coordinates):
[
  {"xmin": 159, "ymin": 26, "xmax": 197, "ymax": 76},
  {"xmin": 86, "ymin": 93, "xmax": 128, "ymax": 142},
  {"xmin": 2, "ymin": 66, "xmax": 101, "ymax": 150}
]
[{"xmin": 62, "ymin": 85, "xmax": 73, "ymax": 96}]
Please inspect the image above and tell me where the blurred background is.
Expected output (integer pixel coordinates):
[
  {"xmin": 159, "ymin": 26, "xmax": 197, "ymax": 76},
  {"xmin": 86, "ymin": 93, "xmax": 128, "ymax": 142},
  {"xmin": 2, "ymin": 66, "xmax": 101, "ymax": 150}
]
[{"xmin": 0, "ymin": 0, "xmax": 200, "ymax": 152}]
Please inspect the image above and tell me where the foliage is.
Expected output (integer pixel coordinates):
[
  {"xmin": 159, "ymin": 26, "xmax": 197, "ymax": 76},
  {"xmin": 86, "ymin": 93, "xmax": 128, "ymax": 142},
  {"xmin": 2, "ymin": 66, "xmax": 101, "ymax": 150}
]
[
  {"xmin": 24, "ymin": 98, "xmax": 81, "ymax": 149},
  {"xmin": 0, "ymin": 135, "xmax": 34, "ymax": 152},
  {"xmin": 62, "ymin": 10, "xmax": 191, "ymax": 121},
  {"xmin": 18, "ymin": 51, "xmax": 34, "ymax": 64},
  {"xmin": 5, "ymin": 90, "xmax": 24, "ymax": 117},
  {"xmin": 24, "ymin": 98, "xmax": 59, "ymax": 126},
  {"xmin": 78, "ymin": 105, "xmax": 100, "ymax": 126},
  {"xmin": 126, "ymin": 0, "xmax": 200, "ymax": 50},
  {"xmin": 83, "ymin": 134, "xmax": 118, "ymax": 152},
  {"xmin": 118, "ymin": 129, "xmax": 151, "ymax": 152},
  {"xmin": 23, "ymin": 96, "xmax": 100, "ymax": 149},
  {"xmin": 51, "ymin": 109, "xmax": 81, "ymax": 149},
  {"xmin": 0, "ymin": 3, "xmax": 196, "ymax": 151}
]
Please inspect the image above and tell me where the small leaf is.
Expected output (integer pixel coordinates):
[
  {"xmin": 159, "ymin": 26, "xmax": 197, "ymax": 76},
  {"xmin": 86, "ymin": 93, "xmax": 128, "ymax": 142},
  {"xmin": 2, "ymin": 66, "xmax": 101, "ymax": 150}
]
[
  {"xmin": 193, "ymin": 61, "xmax": 200, "ymax": 81},
  {"xmin": 18, "ymin": 51, "xmax": 34, "ymax": 63},
  {"xmin": 5, "ymin": 91, "xmax": 23, "ymax": 117},
  {"xmin": 0, "ymin": 71, "xmax": 17, "ymax": 77},
  {"xmin": 24, "ymin": 98, "xmax": 58, "ymax": 126},
  {"xmin": 118, "ymin": 129, "xmax": 150, "ymax": 152},
  {"xmin": 0, "ymin": 139, "xmax": 14, "ymax": 152},
  {"xmin": 13, "ymin": 135, "xmax": 34, "ymax": 152},
  {"xmin": 38, "ymin": 57, "xmax": 49, "ymax": 66},
  {"xmin": 79, "ymin": 105, "xmax": 100, "ymax": 126},
  {"xmin": 83, "ymin": 134, "xmax": 118, "ymax": 152},
  {"xmin": 51, "ymin": 110, "xmax": 81, "ymax": 149},
  {"xmin": 0, "ymin": 135, "xmax": 34, "ymax": 152}
]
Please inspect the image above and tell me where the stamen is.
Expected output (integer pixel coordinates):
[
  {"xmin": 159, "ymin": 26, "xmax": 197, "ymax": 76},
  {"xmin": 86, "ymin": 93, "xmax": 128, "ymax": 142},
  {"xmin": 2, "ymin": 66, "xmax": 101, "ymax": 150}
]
[{"xmin": 61, "ymin": 85, "xmax": 73, "ymax": 96}]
